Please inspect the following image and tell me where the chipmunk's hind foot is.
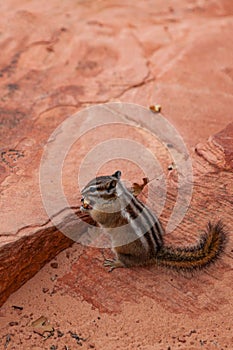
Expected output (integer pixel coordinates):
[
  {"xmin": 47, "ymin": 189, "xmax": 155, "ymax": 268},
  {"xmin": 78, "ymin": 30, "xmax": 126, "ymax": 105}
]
[{"xmin": 104, "ymin": 259, "xmax": 125, "ymax": 272}]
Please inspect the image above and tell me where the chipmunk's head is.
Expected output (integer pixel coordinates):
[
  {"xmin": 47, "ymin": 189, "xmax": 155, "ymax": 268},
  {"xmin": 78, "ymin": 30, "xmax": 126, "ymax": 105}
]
[{"xmin": 80, "ymin": 170, "xmax": 122, "ymax": 213}]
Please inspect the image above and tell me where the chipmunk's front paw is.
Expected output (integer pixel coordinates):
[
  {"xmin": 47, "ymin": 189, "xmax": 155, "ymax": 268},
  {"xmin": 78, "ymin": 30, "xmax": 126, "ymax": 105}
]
[
  {"xmin": 131, "ymin": 177, "xmax": 149, "ymax": 197},
  {"xmin": 104, "ymin": 259, "xmax": 124, "ymax": 272}
]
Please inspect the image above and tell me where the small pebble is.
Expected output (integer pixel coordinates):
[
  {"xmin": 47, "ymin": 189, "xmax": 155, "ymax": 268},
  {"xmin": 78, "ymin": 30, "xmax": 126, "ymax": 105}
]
[
  {"xmin": 50, "ymin": 275, "xmax": 57, "ymax": 282},
  {"xmin": 149, "ymin": 104, "xmax": 162, "ymax": 113}
]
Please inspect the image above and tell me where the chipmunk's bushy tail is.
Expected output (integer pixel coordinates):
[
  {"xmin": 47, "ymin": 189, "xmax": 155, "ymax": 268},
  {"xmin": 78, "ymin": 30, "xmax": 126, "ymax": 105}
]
[{"xmin": 156, "ymin": 221, "xmax": 227, "ymax": 272}]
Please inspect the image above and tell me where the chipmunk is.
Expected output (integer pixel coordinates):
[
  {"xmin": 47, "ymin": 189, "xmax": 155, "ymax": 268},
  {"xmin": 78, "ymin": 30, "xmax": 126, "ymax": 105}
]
[{"xmin": 80, "ymin": 171, "xmax": 226, "ymax": 272}]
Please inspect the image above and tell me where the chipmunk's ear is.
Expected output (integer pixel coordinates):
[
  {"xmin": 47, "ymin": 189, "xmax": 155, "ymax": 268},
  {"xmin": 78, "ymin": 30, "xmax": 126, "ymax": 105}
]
[{"xmin": 112, "ymin": 170, "xmax": 121, "ymax": 180}]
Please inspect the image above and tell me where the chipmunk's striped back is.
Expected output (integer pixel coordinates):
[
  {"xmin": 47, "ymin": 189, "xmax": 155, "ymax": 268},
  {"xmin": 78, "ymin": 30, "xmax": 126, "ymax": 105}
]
[{"xmin": 116, "ymin": 180, "xmax": 164, "ymax": 256}]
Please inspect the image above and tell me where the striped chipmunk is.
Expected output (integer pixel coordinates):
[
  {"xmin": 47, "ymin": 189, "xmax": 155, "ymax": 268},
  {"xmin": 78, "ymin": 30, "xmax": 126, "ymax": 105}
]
[{"xmin": 80, "ymin": 170, "xmax": 226, "ymax": 272}]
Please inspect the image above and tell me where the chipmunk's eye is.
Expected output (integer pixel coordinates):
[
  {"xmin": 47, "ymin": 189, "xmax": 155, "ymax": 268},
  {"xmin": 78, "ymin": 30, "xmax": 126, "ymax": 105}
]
[
  {"xmin": 106, "ymin": 180, "xmax": 117, "ymax": 191},
  {"xmin": 89, "ymin": 187, "xmax": 95, "ymax": 193}
]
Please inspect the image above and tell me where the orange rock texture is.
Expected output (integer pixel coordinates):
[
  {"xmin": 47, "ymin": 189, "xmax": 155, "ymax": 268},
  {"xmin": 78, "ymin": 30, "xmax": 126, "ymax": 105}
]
[{"xmin": 0, "ymin": 1, "xmax": 233, "ymax": 349}]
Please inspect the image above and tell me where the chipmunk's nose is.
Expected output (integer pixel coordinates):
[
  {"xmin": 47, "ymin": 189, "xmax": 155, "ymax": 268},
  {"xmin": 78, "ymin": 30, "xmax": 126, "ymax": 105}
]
[{"xmin": 81, "ymin": 197, "xmax": 84, "ymax": 202}]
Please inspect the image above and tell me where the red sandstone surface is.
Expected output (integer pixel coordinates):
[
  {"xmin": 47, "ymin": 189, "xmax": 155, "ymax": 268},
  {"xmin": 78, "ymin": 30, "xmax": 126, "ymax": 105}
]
[{"xmin": 0, "ymin": 1, "xmax": 233, "ymax": 349}]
